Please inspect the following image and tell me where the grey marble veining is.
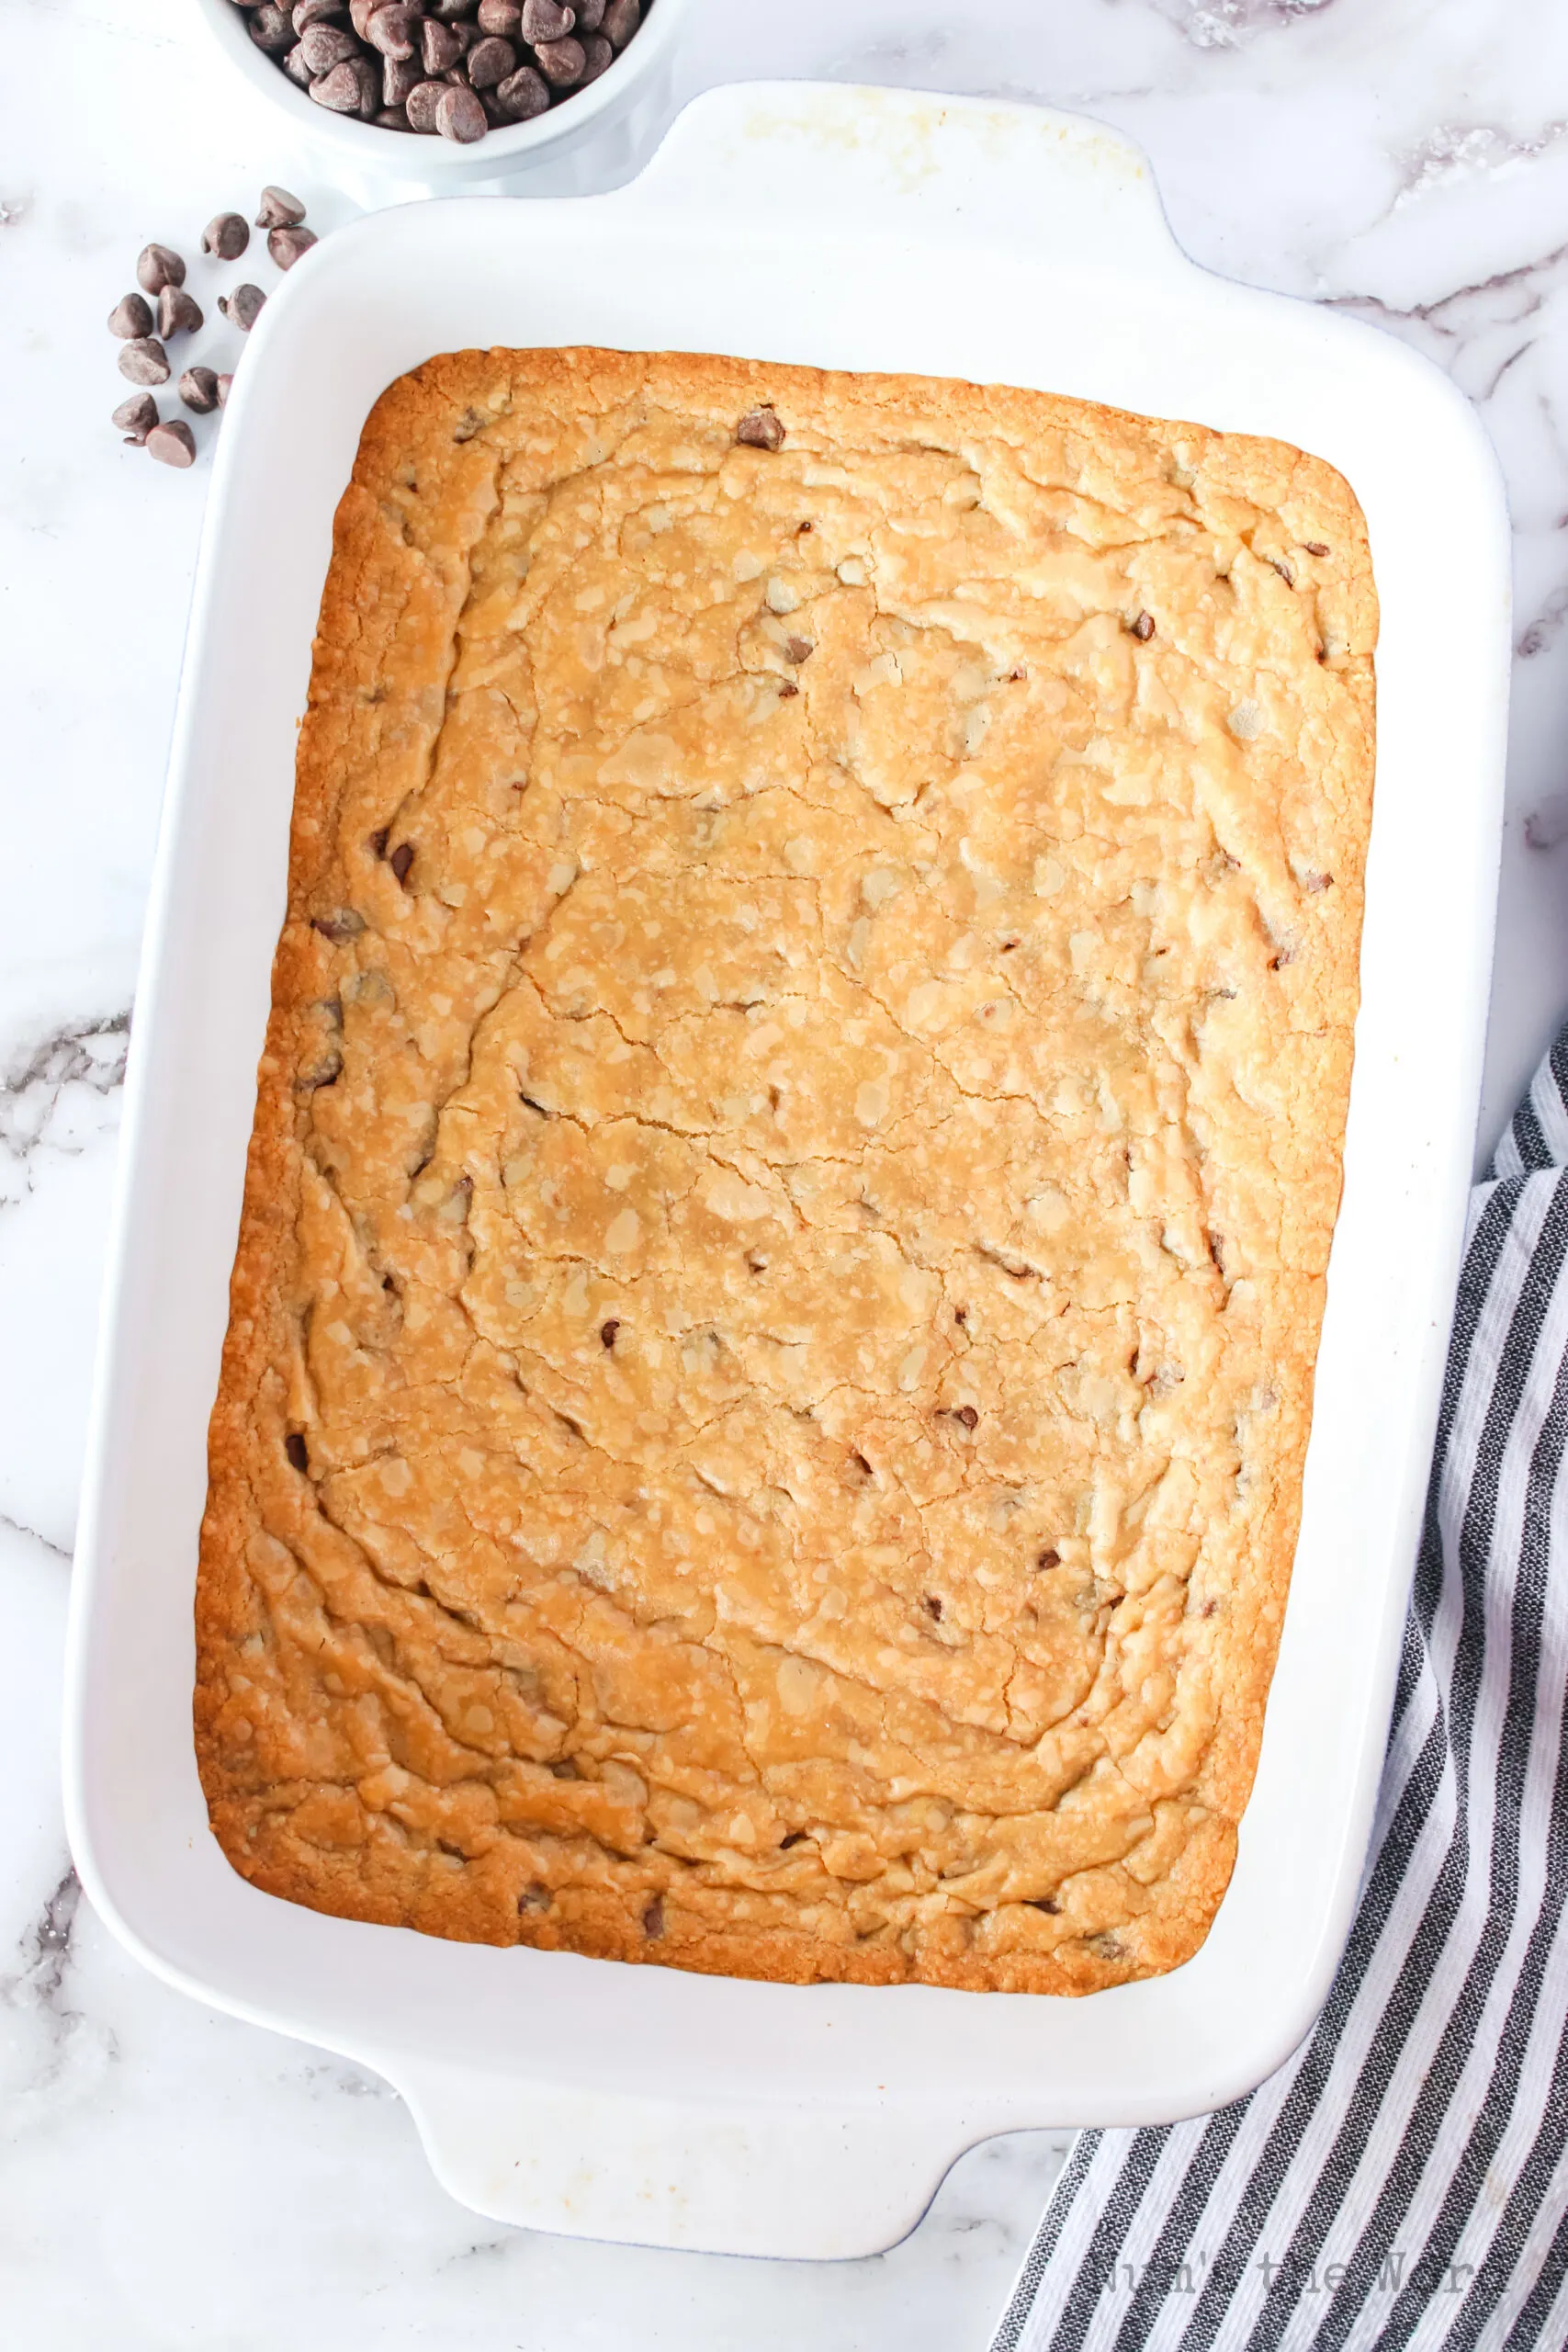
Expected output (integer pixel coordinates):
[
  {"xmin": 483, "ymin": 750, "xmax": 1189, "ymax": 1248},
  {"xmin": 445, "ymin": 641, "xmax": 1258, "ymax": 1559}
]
[{"xmin": 5, "ymin": 0, "xmax": 1568, "ymax": 2338}]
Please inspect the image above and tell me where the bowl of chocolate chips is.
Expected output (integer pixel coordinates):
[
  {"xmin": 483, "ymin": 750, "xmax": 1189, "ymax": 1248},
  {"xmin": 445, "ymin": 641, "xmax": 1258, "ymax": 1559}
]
[{"xmin": 198, "ymin": 0, "xmax": 683, "ymax": 183}]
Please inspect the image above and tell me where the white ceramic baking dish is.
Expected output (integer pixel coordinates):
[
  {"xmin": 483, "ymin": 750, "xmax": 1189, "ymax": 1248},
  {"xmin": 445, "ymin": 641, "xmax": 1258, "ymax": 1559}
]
[{"xmin": 63, "ymin": 83, "xmax": 1510, "ymax": 2261}]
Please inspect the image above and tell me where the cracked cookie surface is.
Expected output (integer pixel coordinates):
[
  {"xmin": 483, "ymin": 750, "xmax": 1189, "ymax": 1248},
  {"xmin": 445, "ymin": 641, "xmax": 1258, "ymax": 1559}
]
[{"xmin": 195, "ymin": 346, "xmax": 1376, "ymax": 1993}]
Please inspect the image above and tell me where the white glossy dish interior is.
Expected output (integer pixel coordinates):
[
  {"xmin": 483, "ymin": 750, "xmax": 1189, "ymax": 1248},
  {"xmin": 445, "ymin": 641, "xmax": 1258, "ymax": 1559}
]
[{"xmin": 64, "ymin": 84, "xmax": 1510, "ymax": 2260}]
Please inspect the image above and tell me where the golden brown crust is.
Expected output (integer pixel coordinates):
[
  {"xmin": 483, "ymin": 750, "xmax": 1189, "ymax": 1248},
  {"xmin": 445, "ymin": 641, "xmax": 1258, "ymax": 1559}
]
[{"xmin": 195, "ymin": 347, "xmax": 1376, "ymax": 1995}]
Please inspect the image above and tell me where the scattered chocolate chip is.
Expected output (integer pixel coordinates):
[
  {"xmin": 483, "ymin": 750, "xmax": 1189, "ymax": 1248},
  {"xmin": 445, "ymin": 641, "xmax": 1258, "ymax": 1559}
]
[
  {"xmin": 779, "ymin": 1829, "xmax": 808, "ymax": 1849},
  {"xmin": 1088, "ymin": 1932, "xmax": 1124, "ymax": 1961},
  {"xmin": 467, "ymin": 32, "xmax": 517, "ymax": 85},
  {"xmin": 953, "ymin": 1304, "xmax": 967, "ymax": 1324},
  {"xmin": 641, "ymin": 1895, "xmax": 665, "ymax": 1939},
  {"xmin": 135, "ymin": 242, "xmax": 185, "ymax": 295},
  {"xmin": 248, "ymin": 4, "xmax": 297, "ymax": 50},
  {"xmin": 269, "ymin": 222, "xmax": 319, "ymax": 269},
  {"xmin": 518, "ymin": 1881, "xmax": 551, "ymax": 1910},
  {"xmin": 113, "ymin": 392, "xmax": 159, "ymax": 444},
  {"xmin": 533, "ymin": 33, "xmax": 584, "ymax": 84},
  {"xmin": 216, "ymin": 373, "xmax": 234, "ymax": 407},
  {"xmin": 118, "ymin": 336, "xmax": 171, "ymax": 386},
  {"xmin": 478, "ymin": 0, "xmax": 524, "ymax": 30},
  {"xmin": 310, "ymin": 909, "xmax": 367, "ymax": 942},
  {"xmin": 285, "ymin": 1431, "xmax": 310, "ymax": 1472},
  {"xmin": 1201, "ymin": 1599, "xmax": 1218, "ymax": 1618},
  {"xmin": 1304, "ymin": 540, "xmax": 1330, "ymax": 558},
  {"xmin": 953, "ymin": 1404, "xmax": 979, "ymax": 1430},
  {"xmin": 548, "ymin": 1756, "xmax": 579, "ymax": 1779},
  {"xmin": 603, "ymin": 0, "xmax": 638, "ymax": 44},
  {"xmin": 220, "ymin": 283, "xmax": 267, "ymax": 331},
  {"xmin": 158, "ymin": 283, "xmax": 204, "ymax": 338},
  {"xmin": 1027, "ymin": 1895, "xmax": 1061, "ymax": 1915},
  {"xmin": 778, "ymin": 679, "xmax": 799, "ymax": 699},
  {"xmin": 494, "ymin": 63, "xmax": 549, "ymax": 117},
  {"xmin": 368, "ymin": 827, "xmax": 390, "ymax": 859},
  {"xmin": 600, "ymin": 1317, "xmax": 620, "ymax": 1349},
  {"xmin": 1129, "ymin": 611, "xmax": 1156, "ymax": 641},
  {"xmin": 256, "ymin": 185, "xmax": 307, "ymax": 229},
  {"xmin": 201, "ymin": 211, "xmax": 250, "ymax": 262},
  {"xmin": 406, "ymin": 77, "xmax": 447, "ymax": 129},
  {"xmin": 389, "ymin": 841, "xmax": 415, "ymax": 884},
  {"xmin": 783, "ymin": 635, "xmax": 813, "ymax": 663},
  {"xmin": 437, "ymin": 83, "xmax": 488, "ymax": 140},
  {"xmin": 923, "ymin": 1593, "xmax": 943, "ymax": 1620},
  {"xmin": 107, "ymin": 292, "xmax": 153, "ymax": 340},
  {"xmin": 147, "ymin": 418, "xmax": 197, "ymax": 469},
  {"xmin": 299, "ymin": 18, "xmax": 359, "ymax": 70},
  {"xmin": 1036, "ymin": 1546, "xmax": 1060, "ymax": 1570},
  {"xmin": 178, "ymin": 366, "xmax": 220, "ymax": 413},
  {"xmin": 736, "ymin": 405, "xmax": 784, "ymax": 451}
]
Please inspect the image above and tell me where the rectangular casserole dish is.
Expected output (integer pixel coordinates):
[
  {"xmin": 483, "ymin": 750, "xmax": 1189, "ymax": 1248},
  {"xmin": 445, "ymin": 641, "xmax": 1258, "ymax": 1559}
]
[{"xmin": 63, "ymin": 82, "xmax": 1510, "ymax": 2259}]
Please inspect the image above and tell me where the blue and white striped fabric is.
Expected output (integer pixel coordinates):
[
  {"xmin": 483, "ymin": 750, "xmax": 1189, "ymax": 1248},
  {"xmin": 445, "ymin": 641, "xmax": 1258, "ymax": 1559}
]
[{"xmin": 990, "ymin": 1032, "xmax": 1568, "ymax": 2352}]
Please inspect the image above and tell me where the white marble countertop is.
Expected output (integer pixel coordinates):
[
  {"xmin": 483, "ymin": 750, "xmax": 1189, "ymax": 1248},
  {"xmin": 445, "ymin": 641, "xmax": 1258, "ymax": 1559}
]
[{"xmin": 6, "ymin": 0, "xmax": 1568, "ymax": 2339}]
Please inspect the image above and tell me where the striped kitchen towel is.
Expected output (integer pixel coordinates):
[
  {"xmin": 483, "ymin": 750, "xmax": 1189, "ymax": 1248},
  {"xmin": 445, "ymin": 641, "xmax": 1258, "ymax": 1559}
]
[{"xmin": 990, "ymin": 1032, "xmax": 1568, "ymax": 2352}]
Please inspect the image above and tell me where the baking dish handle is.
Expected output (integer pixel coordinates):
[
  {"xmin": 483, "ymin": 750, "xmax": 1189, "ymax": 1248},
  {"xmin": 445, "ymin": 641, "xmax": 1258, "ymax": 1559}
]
[
  {"xmin": 628, "ymin": 79, "xmax": 1183, "ymax": 280},
  {"xmin": 391, "ymin": 2059, "xmax": 994, "ymax": 2259}
]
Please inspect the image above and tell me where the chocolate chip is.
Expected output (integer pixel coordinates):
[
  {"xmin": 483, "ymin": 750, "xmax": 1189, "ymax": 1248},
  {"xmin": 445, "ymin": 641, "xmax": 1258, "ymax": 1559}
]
[
  {"xmin": 269, "ymin": 223, "xmax": 319, "ymax": 269},
  {"xmin": 578, "ymin": 31, "xmax": 611, "ymax": 79},
  {"xmin": 436, "ymin": 83, "xmax": 488, "ymax": 140},
  {"xmin": 532, "ymin": 33, "xmax": 583, "ymax": 84},
  {"xmin": 953, "ymin": 1404, "xmax": 978, "ymax": 1430},
  {"xmin": 118, "ymin": 336, "xmax": 171, "ymax": 386},
  {"xmin": 113, "ymin": 392, "xmax": 159, "ymax": 444},
  {"xmin": 107, "ymin": 292, "xmax": 153, "ymax": 340},
  {"xmin": 494, "ymin": 63, "xmax": 548, "ymax": 117},
  {"xmin": 389, "ymin": 841, "xmax": 415, "ymax": 884},
  {"xmin": 383, "ymin": 50, "xmax": 422, "ymax": 102},
  {"xmin": 311, "ymin": 909, "xmax": 367, "ymax": 942},
  {"xmin": 366, "ymin": 4, "xmax": 422, "ymax": 58},
  {"xmin": 147, "ymin": 419, "xmax": 197, "ymax": 469},
  {"xmin": 1088, "ymin": 1932, "xmax": 1123, "ymax": 1961},
  {"xmin": 600, "ymin": 1318, "xmax": 620, "ymax": 1349},
  {"xmin": 406, "ymin": 78, "xmax": 447, "ymax": 129},
  {"xmin": 299, "ymin": 18, "xmax": 360, "ymax": 70},
  {"xmin": 293, "ymin": 0, "xmax": 348, "ymax": 27},
  {"xmin": 778, "ymin": 679, "xmax": 798, "ymax": 699},
  {"xmin": 285, "ymin": 1431, "xmax": 310, "ymax": 1472},
  {"xmin": 602, "ymin": 0, "xmax": 638, "ymax": 45},
  {"xmin": 1027, "ymin": 1895, "xmax": 1061, "ymax": 1915},
  {"xmin": 318, "ymin": 53, "xmax": 380, "ymax": 112},
  {"xmin": 135, "ymin": 242, "xmax": 186, "ymax": 295},
  {"xmin": 419, "ymin": 15, "xmax": 460, "ymax": 68},
  {"xmin": 518, "ymin": 1881, "xmax": 551, "ymax": 1910},
  {"xmin": 368, "ymin": 826, "xmax": 390, "ymax": 858},
  {"xmin": 201, "ymin": 211, "xmax": 251, "ymax": 261},
  {"xmin": 1036, "ymin": 1545, "xmax": 1060, "ymax": 1569},
  {"xmin": 158, "ymin": 284, "xmax": 204, "ymax": 338},
  {"xmin": 478, "ymin": 0, "xmax": 524, "ymax": 30},
  {"xmin": 641, "ymin": 1895, "xmax": 665, "ymax": 1939},
  {"xmin": 349, "ymin": 0, "xmax": 379, "ymax": 30},
  {"xmin": 248, "ymin": 4, "xmax": 296, "ymax": 50},
  {"xmin": 521, "ymin": 0, "xmax": 574, "ymax": 34},
  {"xmin": 219, "ymin": 284, "xmax": 266, "ymax": 331},
  {"xmin": 953, "ymin": 1304, "xmax": 968, "ymax": 1324},
  {"xmin": 779, "ymin": 1829, "xmax": 808, "ymax": 1849},
  {"xmin": 179, "ymin": 366, "xmax": 221, "ymax": 413},
  {"xmin": 783, "ymin": 635, "xmax": 813, "ymax": 663},
  {"xmin": 574, "ymin": 0, "xmax": 605, "ymax": 23},
  {"xmin": 377, "ymin": 101, "xmax": 411, "ymax": 126},
  {"xmin": 736, "ymin": 405, "xmax": 784, "ymax": 451},
  {"xmin": 283, "ymin": 42, "xmax": 314, "ymax": 85},
  {"xmin": 466, "ymin": 33, "xmax": 516, "ymax": 84},
  {"xmin": 1304, "ymin": 540, "xmax": 1330, "ymax": 558},
  {"xmin": 923, "ymin": 1593, "xmax": 943, "ymax": 1620},
  {"xmin": 1129, "ymin": 611, "xmax": 1156, "ymax": 641},
  {"xmin": 255, "ymin": 186, "xmax": 307, "ymax": 229}
]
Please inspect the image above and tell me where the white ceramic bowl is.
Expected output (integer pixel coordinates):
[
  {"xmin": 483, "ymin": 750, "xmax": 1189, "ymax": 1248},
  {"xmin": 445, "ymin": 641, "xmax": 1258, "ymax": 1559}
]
[{"xmin": 195, "ymin": 0, "xmax": 693, "ymax": 194}]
